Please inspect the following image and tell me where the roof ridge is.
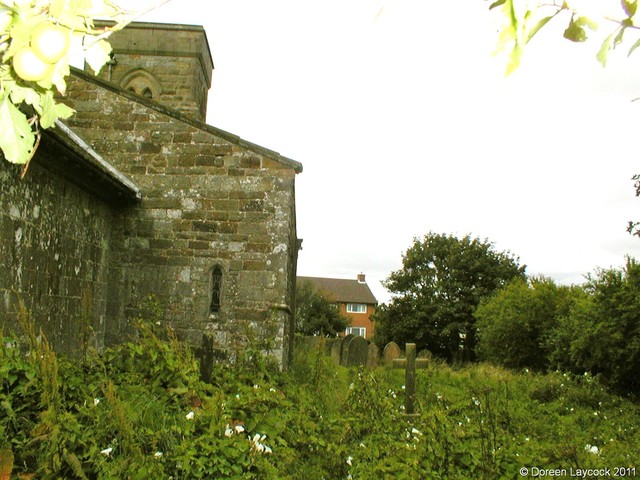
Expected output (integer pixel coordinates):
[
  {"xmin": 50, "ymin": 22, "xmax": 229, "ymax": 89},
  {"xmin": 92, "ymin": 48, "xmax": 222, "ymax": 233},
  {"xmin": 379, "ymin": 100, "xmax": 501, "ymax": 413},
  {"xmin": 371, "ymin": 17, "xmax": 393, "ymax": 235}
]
[{"xmin": 69, "ymin": 67, "xmax": 302, "ymax": 173}]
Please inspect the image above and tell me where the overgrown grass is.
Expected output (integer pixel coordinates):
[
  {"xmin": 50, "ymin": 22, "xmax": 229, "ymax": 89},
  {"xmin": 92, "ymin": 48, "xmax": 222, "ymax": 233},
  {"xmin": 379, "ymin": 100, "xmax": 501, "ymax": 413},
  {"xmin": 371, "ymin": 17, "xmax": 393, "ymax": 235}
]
[{"xmin": 1, "ymin": 325, "xmax": 639, "ymax": 479}]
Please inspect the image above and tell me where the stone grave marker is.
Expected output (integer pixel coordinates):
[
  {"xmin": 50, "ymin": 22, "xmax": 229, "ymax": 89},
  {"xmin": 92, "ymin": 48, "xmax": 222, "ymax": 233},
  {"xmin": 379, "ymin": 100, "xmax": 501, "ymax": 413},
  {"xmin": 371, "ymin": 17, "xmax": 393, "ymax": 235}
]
[
  {"xmin": 367, "ymin": 343, "xmax": 379, "ymax": 369},
  {"xmin": 323, "ymin": 337, "xmax": 340, "ymax": 356},
  {"xmin": 346, "ymin": 335, "xmax": 369, "ymax": 367},
  {"xmin": 330, "ymin": 338, "xmax": 342, "ymax": 365},
  {"xmin": 339, "ymin": 334, "xmax": 354, "ymax": 366},
  {"xmin": 392, "ymin": 343, "xmax": 428, "ymax": 415},
  {"xmin": 383, "ymin": 341, "xmax": 401, "ymax": 366}
]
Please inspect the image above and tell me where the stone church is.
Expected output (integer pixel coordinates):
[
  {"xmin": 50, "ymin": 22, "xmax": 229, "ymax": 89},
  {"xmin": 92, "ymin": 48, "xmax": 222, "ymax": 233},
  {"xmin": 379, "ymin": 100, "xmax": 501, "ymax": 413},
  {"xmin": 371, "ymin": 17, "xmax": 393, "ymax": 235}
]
[{"xmin": 0, "ymin": 22, "xmax": 302, "ymax": 368}]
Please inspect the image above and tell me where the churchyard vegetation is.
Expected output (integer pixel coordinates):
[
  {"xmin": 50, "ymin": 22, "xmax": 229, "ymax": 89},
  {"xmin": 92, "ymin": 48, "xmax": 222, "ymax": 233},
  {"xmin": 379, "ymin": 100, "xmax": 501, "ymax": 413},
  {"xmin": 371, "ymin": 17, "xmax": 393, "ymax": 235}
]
[
  {"xmin": 373, "ymin": 232, "xmax": 525, "ymax": 363},
  {"xmin": 476, "ymin": 257, "xmax": 640, "ymax": 396},
  {"xmin": 2, "ymin": 300, "xmax": 640, "ymax": 478}
]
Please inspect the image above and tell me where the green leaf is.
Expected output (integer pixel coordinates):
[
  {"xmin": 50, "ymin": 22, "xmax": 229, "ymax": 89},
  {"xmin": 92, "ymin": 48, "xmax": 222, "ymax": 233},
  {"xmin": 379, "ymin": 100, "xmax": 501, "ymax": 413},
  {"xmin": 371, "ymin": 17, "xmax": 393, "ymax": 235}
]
[
  {"xmin": 489, "ymin": 0, "xmax": 507, "ymax": 9},
  {"xmin": 9, "ymin": 84, "xmax": 41, "ymax": 111},
  {"xmin": 526, "ymin": 15, "xmax": 554, "ymax": 44},
  {"xmin": 83, "ymin": 37, "xmax": 112, "ymax": 74},
  {"xmin": 506, "ymin": 43, "xmax": 523, "ymax": 76},
  {"xmin": 597, "ymin": 32, "xmax": 615, "ymax": 66},
  {"xmin": 0, "ymin": 97, "xmax": 34, "ymax": 164},
  {"xmin": 40, "ymin": 91, "xmax": 74, "ymax": 129},
  {"xmin": 622, "ymin": 0, "xmax": 638, "ymax": 17},
  {"xmin": 628, "ymin": 37, "xmax": 640, "ymax": 56},
  {"xmin": 563, "ymin": 15, "xmax": 597, "ymax": 43}
]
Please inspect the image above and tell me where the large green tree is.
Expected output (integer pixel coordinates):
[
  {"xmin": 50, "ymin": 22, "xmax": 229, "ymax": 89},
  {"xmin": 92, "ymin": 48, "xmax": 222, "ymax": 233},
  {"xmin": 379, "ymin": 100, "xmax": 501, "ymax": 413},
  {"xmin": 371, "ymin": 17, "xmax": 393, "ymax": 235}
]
[
  {"xmin": 295, "ymin": 280, "xmax": 350, "ymax": 337},
  {"xmin": 475, "ymin": 276, "xmax": 578, "ymax": 370},
  {"xmin": 374, "ymin": 232, "xmax": 525, "ymax": 362}
]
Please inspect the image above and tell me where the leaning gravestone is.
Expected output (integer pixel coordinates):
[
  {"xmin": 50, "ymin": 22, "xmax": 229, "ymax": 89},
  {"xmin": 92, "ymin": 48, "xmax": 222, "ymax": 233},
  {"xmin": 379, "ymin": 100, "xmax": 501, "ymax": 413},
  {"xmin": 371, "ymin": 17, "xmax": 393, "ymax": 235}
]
[
  {"xmin": 367, "ymin": 343, "xmax": 379, "ymax": 369},
  {"xmin": 346, "ymin": 335, "xmax": 369, "ymax": 367},
  {"xmin": 340, "ymin": 334, "xmax": 355, "ymax": 366},
  {"xmin": 383, "ymin": 341, "xmax": 402, "ymax": 366}
]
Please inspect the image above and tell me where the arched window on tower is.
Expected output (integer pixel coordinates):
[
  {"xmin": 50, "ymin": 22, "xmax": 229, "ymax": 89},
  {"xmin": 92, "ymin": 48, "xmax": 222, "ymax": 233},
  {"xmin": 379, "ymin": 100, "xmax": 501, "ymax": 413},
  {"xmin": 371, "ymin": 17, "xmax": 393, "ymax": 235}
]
[
  {"xmin": 120, "ymin": 68, "xmax": 162, "ymax": 101},
  {"xmin": 210, "ymin": 265, "xmax": 222, "ymax": 314}
]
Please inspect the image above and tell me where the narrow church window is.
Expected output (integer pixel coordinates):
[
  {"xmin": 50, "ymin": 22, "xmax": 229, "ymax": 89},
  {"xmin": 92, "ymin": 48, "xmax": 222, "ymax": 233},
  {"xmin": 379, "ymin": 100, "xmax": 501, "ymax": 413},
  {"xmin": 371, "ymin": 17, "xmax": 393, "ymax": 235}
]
[{"xmin": 210, "ymin": 265, "xmax": 222, "ymax": 314}]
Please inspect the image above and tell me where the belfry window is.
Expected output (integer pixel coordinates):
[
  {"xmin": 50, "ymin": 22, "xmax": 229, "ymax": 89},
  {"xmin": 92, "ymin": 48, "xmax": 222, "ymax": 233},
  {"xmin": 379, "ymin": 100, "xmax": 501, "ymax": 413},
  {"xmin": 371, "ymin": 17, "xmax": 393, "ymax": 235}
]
[
  {"xmin": 209, "ymin": 265, "xmax": 222, "ymax": 314},
  {"xmin": 120, "ymin": 68, "xmax": 162, "ymax": 101}
]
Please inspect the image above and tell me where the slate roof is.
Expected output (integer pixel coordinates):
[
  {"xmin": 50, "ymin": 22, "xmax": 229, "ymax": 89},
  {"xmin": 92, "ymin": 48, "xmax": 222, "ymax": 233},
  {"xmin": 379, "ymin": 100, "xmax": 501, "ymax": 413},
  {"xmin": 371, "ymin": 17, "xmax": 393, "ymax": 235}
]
[
  {"xmin": 38, "ymin": 120, "xmax": 141, "ymax": 206},
  {"xmin": 298, "ymin": 276, "xmax": 378, "ymax": 305}
]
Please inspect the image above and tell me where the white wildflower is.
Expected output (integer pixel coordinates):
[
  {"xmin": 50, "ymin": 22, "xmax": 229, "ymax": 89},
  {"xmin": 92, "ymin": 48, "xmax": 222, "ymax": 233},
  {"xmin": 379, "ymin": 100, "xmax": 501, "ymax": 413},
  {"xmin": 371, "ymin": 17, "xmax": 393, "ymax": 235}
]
[
  {"xmin": 585, "ymin": 444, "xmax": 599, "ymax": 455},
  {"xmin": 264, "ymin": 445, "xmax": 272, "ymax": 454},
  {"xmin": 185, "ymin": 411, "xmax": 195, "ymax": 420},
  {"xmin": 253, "ymin": 384, "xmax": 260, "ymax": 389},
  {"xmin": 100, "ymin": 447, "xmax": 113, "ymax": 456},
  {"xmin": 346, "ymin": 456, "xmax": 353, "ymax": 466},
  {"xmin": 225, "ymin": 425, "xmax": 234, "ymax": 437},
  {"xmin": 411, "ymin": 427, "xmax": 422, "ymax": 436},
  {"xmin": 93, "ymin": 398, "xmax": 100, "ymax": 406},
  {"xmin": 154, "ymin": 451, "xmax": 163, "ymax": 458},
  {"xmin": 235, "ymin": 394, "xmax": 240, "ymax": 399},
  {"xmin": 234, "ymin": 424, "xmax": 245, "ymax": 434},
  {"xmin": 269, "ymin": 388, "xmax": 277, "ymax": 392}
]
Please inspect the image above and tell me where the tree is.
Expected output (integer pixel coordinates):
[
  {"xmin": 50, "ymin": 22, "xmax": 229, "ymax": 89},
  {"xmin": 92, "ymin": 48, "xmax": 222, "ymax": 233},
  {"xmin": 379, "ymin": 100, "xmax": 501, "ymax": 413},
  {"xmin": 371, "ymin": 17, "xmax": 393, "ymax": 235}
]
[
  {"xmin": 295, "ymin": 280, "xmax": 350, "ymax": 337},
  {"xmin": 488, "ymin": 0, "xmax": 640, "ymax": 75},
  {"xmin": 549, "ymin": 257, "xmax": 640, "ymax": 394},
  {"xmin": 0, "ymin": 0, "xmax": 171, "ymax": 169},
  {"xmin": 374, "ymin": 232, "xmax": 525, "ymax": 362},
  {"xmin": 475, "ymin": 276, "xmax": 578, "ymax": 370}
]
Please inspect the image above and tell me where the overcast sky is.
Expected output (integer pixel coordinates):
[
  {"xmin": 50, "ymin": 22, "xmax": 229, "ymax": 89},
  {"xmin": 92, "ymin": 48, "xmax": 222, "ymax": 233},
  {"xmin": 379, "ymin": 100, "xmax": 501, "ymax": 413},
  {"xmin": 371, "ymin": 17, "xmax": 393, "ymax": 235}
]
[{"xmin": 136, "ymin": 1, "xmax": 640, "ymax": 303}]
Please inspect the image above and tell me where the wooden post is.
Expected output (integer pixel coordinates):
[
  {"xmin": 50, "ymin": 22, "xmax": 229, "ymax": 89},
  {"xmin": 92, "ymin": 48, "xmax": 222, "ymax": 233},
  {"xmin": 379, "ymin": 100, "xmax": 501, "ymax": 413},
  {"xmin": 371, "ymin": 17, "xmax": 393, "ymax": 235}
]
[{"xmin": 391, "ymin": 343, "xmax": 428, "ymax": 415}]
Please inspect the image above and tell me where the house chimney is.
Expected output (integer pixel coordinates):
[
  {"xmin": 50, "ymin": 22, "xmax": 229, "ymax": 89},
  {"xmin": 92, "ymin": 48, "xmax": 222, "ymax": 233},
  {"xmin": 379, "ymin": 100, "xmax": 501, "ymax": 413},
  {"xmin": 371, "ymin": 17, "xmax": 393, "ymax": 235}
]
[{"xmin": 357, "ymin": 273, "xmax": 366, "ymax": 283}]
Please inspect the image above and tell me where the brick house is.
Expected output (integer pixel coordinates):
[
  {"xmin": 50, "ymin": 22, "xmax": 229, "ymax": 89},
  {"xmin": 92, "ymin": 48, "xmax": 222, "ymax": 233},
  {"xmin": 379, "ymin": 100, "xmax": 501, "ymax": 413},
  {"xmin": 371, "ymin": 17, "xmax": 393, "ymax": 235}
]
[
  {"xmin": 297, "ymin": 274, "xmax": 378, "ymax": 339},
  {"xmin": 0, "ymin": 22, "xmax": 302, "ymax": 368}
]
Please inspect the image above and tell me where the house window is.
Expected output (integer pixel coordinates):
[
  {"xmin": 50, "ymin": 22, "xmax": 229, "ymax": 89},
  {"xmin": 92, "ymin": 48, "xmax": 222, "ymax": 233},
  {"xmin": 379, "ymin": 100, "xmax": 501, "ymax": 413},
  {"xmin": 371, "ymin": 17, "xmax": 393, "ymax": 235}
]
[
  {"xmin": 346, "ymin": 303, "xmax": 367, "ymax": 314},
  {"xmin": 346, "ymin": 327, "xmax": 366, "ymax": 337},
  {"xmin": 209, "ymin": 265, "xmax": 222, "ymax": 314}
]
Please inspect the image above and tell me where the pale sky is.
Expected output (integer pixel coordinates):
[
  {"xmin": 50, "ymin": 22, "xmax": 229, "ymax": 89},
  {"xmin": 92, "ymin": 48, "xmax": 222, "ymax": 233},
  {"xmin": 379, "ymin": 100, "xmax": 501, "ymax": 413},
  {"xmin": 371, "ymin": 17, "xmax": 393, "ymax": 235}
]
[{"xmin": 135, "ymin": 1, "xmax": 640, "ymax": 303}]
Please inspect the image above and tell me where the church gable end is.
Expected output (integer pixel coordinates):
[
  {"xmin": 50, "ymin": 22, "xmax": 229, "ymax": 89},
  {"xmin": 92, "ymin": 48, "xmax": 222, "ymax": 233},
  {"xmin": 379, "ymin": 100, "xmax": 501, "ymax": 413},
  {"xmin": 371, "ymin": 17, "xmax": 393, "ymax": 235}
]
[{"xmin": 61, "ymin": 68, "xmax": 301, "ymax": 368}]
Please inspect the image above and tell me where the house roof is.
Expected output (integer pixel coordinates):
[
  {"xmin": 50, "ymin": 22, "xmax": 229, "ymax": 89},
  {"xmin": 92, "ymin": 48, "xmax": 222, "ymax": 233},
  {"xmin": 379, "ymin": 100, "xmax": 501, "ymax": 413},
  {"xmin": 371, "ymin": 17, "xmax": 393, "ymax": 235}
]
[{"xmin": 298, "ymin": 276, "xmax": 378, "ymax": 305}]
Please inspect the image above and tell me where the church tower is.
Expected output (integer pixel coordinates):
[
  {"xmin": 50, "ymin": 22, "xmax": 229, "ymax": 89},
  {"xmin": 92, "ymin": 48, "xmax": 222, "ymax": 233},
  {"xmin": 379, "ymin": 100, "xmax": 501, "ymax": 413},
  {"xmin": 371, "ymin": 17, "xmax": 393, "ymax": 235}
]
[{"xmin": 92, "ymin": 21, "xmax": 214, "ymax": 122}]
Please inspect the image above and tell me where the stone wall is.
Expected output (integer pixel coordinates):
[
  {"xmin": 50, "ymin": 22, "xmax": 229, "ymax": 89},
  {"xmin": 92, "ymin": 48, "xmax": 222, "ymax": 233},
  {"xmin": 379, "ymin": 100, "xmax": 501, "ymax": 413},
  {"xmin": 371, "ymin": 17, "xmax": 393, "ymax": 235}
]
[
  {"xmin": 0, "ymin": 156, "xmax": 116, "ymax": 354},
  {"xmin": 93, "ymin": 22, "xmax": 213, "ymax": 122},
  {"xmin": 62, "ymin": 70, "xmax": 301, "ymax": 366}
]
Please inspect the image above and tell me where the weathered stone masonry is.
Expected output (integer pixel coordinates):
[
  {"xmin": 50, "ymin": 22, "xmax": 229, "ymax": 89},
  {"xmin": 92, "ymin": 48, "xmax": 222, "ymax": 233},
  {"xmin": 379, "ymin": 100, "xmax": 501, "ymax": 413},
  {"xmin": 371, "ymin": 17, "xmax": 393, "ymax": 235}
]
[
  {"xmin": 0, "ymin": 123, "xmax": 140, "ymax": 353},
  {"xmin": 0, "ymin": 22, "xmax": 302, "ymax": 368}
]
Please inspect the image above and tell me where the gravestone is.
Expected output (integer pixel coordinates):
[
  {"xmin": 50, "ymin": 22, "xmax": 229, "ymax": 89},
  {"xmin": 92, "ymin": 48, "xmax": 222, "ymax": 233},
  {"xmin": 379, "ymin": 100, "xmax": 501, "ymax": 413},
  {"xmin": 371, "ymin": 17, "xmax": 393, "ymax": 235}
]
[
  {"xmin": 367, "ymin": 343, "xmax": 379, "ymax": 369},
  {"xmin": 346, "ymin": 335, "xmax": 369, "ymax": 367},
  {"xmin": 325, "ymin": 337, "xmax": 340, "ymax": 357},
  {"xmin": 339, "ymin": 334, "xmax": 354, "ymax": 366},
  {"xmin": 330, "ymin": 338, "xmax": 342, "ymax": 365},
  {"xmin": 383, "ymin": 341, "xmax": 402, "ymax": 366}
]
